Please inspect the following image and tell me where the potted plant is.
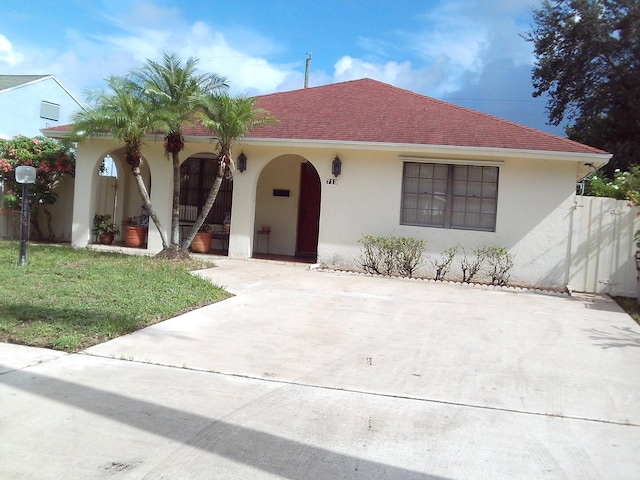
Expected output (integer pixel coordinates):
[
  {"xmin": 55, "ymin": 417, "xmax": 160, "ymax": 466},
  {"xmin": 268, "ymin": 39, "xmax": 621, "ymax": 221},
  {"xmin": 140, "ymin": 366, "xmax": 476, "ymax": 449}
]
[
  {"xmin": 191, "ymin": 223, "xmax": 213, "ymax": 253},
  {"xmin": 93, "ymin": 214, "xmax": 120, "ymax": 245},
  {"xmin": 125, "ymin": 206, "xmax": 149, "ymax": 248}
]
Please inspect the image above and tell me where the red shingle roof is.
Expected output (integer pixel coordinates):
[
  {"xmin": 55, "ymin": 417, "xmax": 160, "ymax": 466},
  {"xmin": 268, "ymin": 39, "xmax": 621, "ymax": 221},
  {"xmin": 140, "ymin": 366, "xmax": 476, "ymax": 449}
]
[
  {"xmin": 48, "ymin": 78, "xmax": 606, "ymax": 155},
  {"xmin": 184, "ymin": 78, "xmax": 606, "ymax": 155}
]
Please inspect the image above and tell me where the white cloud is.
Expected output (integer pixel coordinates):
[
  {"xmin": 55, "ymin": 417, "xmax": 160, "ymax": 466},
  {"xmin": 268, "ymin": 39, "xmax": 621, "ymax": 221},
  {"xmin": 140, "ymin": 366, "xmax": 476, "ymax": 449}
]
[
  {"xmin": 0, "ymin": 34, "xmax": 23, "ymax": 65},
  {"xmin": 330, "ymin": 0, "xmax": 541, "ymax": 97},
  {"xmin": 83, "ymin": 8, "xmax": 300, "ymax": 95},
  {"xmin": 332, "ymin": 55, "xmax": 451, "ymax": 96}
]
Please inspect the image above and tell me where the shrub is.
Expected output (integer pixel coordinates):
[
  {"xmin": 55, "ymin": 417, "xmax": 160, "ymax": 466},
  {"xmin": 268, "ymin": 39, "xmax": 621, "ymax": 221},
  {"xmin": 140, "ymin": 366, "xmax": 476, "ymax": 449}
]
[
  {"xmin": 432, "ymin": 244, "xmax": 459, "ymax": 281},
  {"xmin": 483, "ymin": 246, "xmax": 515, "ymax": 286},
  {"xmin": 460, "ymin": 246, "xmax": 488, "ymax": 283},
  {"xmin": 394, "ymin": 236, "xmax": 426, "ymax": 278},
  {"xmin": 358, "ymin": 234, "xmax": 384, "ymax": 275},
  {"xmin": 357, "ymin": 234, "xmax": 426, "ymax": 278},
  {"xmin": 582, "ymin": 170, "xmax": 627, "ymax": 199}
]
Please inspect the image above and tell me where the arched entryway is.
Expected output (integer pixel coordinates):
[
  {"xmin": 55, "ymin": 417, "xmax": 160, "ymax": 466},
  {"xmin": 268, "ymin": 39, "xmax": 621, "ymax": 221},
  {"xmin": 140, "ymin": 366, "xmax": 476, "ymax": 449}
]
[
  {"xmin": 179, "ymin": 153, "xmax": 233, "ymax": 254},
  {"xmin": 254, "ymin": 155, "xmax": 321, "ymax": 260},
  {"xmin": 92, "ymin": 150, "xmax": 151, "ymax": 247},
  {"xmin": 95, "ymin": 155, "xmax": 119, "ymax": 220}
]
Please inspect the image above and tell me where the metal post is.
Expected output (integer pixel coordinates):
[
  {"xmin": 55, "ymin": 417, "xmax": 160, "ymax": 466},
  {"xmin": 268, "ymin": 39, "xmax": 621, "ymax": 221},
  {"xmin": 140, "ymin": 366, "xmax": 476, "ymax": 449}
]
[
  {"xmin": 304, "ymin": 53, "xmax": 312, "ymax": 88},
  {"xmin": 18, "ymin": 182, "xmax": 29, "ymax": 266}
]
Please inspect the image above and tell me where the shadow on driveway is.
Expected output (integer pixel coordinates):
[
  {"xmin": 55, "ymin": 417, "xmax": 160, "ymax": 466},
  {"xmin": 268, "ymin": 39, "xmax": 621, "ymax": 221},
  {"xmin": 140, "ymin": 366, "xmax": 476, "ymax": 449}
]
[
  {"xmin": 1, "ymin": 364, "xmax": 449, "ymax": 479},
  {"xmin": 585, "ymin": 326, "xmax": 640, "ymax": 349}
]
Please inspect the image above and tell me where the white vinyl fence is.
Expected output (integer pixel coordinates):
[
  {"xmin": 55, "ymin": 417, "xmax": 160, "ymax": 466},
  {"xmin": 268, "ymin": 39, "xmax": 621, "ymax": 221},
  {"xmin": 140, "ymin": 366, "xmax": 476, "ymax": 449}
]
[{"xmin": 568, "ymin": 195, "xmax": 640, "ymax": 297}]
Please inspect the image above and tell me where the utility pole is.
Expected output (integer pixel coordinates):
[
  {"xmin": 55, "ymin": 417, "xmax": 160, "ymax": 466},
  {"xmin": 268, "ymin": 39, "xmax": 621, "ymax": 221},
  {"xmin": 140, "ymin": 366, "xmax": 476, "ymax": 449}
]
[{"xmin": 304, "ymin": 53, "xmax": 312, "ymax": 88}]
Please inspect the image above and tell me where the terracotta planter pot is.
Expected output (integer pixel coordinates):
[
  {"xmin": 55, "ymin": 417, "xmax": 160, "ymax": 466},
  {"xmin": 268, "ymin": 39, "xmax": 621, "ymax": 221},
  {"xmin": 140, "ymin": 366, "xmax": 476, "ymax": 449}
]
[
  {"xmin": 125, "ymin": 226, "xmax": 147, "ymax": 248},
  {"xmin": 191, "ymin": 232, "xmax": 213, "ymax": 253},
  {"xmin": 98, "ymin": 233, "xmax": 115, "ymax": 245}
]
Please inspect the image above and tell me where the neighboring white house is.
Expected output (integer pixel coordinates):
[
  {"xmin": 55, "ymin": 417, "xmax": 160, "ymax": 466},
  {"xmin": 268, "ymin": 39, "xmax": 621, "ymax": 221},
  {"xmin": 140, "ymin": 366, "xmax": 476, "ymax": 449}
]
[
  {"xmin": 44, "ymin": 78, "xmax": 616, "ymax": 292},
  {"xmin": 0, "ymin": 75, "xmax": 84, "ymax": 139},
  {"xmin": 0, "ymin": 75, "xmax": 84, "ymax": 241}
]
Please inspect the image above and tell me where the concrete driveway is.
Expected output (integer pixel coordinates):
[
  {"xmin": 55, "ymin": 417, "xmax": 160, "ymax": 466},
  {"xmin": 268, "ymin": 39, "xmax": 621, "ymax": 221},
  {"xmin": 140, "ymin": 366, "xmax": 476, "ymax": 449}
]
[{"xmin": 1, "ymin": 258, "xmax": 639, "ymax": 479}]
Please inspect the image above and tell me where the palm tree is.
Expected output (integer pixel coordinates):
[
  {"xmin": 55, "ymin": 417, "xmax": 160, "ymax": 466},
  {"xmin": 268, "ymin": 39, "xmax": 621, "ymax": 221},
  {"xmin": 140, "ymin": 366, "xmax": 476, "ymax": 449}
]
[
  {"xmin": 72, "ymin": 76, "xmax": 169, "ymax": 248},
  {"xmin": 181, "ymin": 93, "xmax": 277, "ymax": 251},
  {"xmin": 131, "ymin": 52, "xmax": 228, "ymax": 249}
]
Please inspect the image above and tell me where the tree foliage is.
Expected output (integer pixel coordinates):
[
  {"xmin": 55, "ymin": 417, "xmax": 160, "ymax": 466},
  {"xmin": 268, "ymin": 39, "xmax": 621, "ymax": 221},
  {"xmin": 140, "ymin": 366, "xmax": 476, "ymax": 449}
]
[
  {"xmin": 0, "ymin": 136, "xmax": 75, "ymax": 240},
  {"xmin": 180, "ymin": 93, "xmax": 277, "ymax": 249},
  {"xmin": 72, "ymin": 76, "xmax": 170, "ymax": 249},
  {"xmin": 130, "ymin": 52, "xmax": 228, "ymax": 248},
  {"xmin": 525, "ymin": 0, "xmax": 640, "ymax": 172},
  {"xmin": 72, "ymin": 51, "xmax": 275, "ymax": 256}
]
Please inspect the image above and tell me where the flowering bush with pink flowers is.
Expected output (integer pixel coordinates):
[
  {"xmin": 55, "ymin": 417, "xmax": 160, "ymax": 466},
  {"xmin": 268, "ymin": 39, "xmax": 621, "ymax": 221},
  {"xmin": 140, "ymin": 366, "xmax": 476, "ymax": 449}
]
[{"xmin": 0, "ymin": 135, "xmax": 76, "ymax": 240}]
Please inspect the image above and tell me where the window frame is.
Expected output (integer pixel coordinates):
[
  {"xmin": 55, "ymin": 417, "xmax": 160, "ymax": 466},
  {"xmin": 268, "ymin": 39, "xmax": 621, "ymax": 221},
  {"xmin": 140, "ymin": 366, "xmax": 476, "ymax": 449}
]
[{"xmin": 400, "ymin": 158, "xmax": 502, "ymax": 232}]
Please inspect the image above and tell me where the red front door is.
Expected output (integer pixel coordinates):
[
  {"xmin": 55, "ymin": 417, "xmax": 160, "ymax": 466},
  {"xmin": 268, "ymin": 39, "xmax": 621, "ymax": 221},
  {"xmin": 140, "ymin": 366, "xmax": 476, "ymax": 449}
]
[{"xmin": 296, "ymin": 162, "xmax": 321, "ymax": 257}]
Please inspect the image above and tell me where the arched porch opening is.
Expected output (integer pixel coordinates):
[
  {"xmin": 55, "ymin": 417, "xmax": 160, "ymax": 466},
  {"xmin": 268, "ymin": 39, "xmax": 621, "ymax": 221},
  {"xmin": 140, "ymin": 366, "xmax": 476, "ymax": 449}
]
[
  {"xmin": 179, "ymin": 153, "xmax": 233, "ymax": 254},
  {"xmin": 254, "ymin": 155, "xmax": 321, "ymax": 260},
  {"xmin": 92, "ymin": 148, "xmax": 151, "ymax": 247}
]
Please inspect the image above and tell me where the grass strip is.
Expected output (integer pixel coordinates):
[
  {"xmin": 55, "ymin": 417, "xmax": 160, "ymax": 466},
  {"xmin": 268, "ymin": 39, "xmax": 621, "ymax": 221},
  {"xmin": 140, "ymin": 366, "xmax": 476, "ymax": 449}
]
[{"xmin": 0, "ymin": 241, "xmax": 230, "ymax": 351}]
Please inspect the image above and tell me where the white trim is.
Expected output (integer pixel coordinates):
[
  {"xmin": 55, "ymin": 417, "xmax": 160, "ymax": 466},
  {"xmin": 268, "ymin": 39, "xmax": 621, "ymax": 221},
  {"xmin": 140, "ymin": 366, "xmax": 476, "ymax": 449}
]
[
  {"xmin": 232, "ymin": 137, "xmax": 611, "ymax": 164},
  {"xmin": 43, "ymin": 129, "xmax": 612, "ymax": 166},
  {"xmin": 399, "ymin": 156, "xmax": 504, "ymax": 167},
  {"xmin": 0, "ymin": 75, "xmax": 51, "ymax": 94}
]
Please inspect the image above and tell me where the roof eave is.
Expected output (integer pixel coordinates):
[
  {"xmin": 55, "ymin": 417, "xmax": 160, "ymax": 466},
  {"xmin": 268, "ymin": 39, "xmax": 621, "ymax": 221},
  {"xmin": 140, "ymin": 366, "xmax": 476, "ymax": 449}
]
[
  {"xmin": 45, "ymin": 129, "xmax": 611, "ymax": 168},
  {"xmin": 230, "ymin": 137, "xmax": 612, "ymax": 165}
]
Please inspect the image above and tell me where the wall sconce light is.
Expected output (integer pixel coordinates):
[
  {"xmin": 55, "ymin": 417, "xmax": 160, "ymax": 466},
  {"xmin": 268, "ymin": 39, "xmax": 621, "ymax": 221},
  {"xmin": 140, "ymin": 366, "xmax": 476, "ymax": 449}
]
[
  {"xmin": 332, "ymin": 155, "xmax": 342, "ymax": 177},
  {"xmin": 237, "ymin": 152, "xmax": 247, "ymax": 172}
]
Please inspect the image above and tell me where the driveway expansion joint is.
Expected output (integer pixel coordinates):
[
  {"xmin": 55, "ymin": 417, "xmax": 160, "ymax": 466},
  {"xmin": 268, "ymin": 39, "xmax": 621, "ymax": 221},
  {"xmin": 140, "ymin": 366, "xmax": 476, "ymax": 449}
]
[{"xmin": 80, "ymin": 351, "xmax": 640, "ymax": 429}]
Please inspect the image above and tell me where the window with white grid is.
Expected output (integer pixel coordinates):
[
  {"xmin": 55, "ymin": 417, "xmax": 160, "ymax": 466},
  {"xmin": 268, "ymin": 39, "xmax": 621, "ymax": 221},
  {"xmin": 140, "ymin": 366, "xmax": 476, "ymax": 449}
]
[{"xmin": 401, "ymin": 162, "xmax": 498, "ymax": 232}]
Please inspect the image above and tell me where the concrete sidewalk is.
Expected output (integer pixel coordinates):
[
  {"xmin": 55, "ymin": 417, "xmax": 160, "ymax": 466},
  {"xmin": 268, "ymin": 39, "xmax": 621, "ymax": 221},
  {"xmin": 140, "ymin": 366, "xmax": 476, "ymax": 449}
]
[{"xmin": 1, "ymin": 258, "xmax": 640, "ymax": 479}]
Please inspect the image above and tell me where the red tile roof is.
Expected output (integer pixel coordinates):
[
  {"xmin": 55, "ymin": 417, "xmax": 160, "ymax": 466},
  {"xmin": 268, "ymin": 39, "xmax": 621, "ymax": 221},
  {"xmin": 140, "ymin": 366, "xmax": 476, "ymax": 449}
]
[{"xmin": 184, "ymin": 78, "xmax": 606, "ymax": 155}]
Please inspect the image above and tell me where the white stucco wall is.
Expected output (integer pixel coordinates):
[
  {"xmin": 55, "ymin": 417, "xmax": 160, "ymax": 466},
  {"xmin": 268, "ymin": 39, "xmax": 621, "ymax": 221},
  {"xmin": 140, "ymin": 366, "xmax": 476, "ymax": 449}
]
[
  {"xmin": 63, "ymin": 134, "xmax": 608, "ymax": 291},
  {"xmin": 72, "ymin": 139, "xmax": 160, "ymax": 250},
  {"xmin": 312, "ymin": 148, "xmax": 579, "ymax": 288},
  {"xmin": 0, "ymin": 77, "xmax": 83, "ymax": 139},
  {"xmin": 217, "ymin": 143, "xmax": 581, "ymax": 289}
]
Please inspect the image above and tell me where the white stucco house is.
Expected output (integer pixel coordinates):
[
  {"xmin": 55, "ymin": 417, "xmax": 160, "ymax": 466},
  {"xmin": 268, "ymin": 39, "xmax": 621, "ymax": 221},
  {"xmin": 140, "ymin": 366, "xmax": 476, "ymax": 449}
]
[{"xmin": 44, "ymin": 78, "xmax": 613, "ymax": 290}]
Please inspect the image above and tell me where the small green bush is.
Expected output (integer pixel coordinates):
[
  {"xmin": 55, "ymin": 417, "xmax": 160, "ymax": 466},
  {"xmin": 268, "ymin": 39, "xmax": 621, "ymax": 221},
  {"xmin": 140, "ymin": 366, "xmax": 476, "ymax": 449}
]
[
  {"xmin": 357, "ymin": 234, "xmax": 426, "ymax": 278},
  {"xmin": 432, "ymin": 244, "xmax": 459, "ymax": 281},
  {"xmin": 460, "ymin": 246, "xmax": 486, "ymax": 283},
  {"xmin": 483, "ymin": 246, "xmax": 515, "ymax": 286}
]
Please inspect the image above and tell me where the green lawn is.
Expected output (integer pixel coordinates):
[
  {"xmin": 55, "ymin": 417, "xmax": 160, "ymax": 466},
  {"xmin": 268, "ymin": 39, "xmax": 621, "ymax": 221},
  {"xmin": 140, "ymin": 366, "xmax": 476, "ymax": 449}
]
[{"xmin": 0, "ymin": 241, "xmax": 230, "ymax": 352}]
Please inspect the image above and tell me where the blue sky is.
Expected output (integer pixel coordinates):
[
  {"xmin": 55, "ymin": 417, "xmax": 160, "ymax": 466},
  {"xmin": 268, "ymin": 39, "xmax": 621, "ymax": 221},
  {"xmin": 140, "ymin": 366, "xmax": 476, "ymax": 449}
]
[{"xmin": 0, "ymin": 0, "xmax": 564, "ymax": 135}]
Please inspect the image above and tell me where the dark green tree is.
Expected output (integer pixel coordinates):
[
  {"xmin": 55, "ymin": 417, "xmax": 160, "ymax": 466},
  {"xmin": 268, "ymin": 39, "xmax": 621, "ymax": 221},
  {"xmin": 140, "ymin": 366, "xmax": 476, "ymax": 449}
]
[{"xmin": 525, "ymin": 0, "xmax": 640, "ymax": 172}]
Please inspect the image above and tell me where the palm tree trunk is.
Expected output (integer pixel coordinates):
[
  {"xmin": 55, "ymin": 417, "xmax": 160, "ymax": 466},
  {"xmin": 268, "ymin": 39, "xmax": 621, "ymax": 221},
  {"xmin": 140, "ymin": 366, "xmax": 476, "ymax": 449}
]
[
  {"xmin": 132, "ymin": 168, "xmax": 169, "ymax": 248},
  {"xmin": 171, "ymin": 151, "xmax": 181, "ymax": 247},
  {"xmin": 181, "ymin": 166, "xmax": 224, "ymax": 251}
]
